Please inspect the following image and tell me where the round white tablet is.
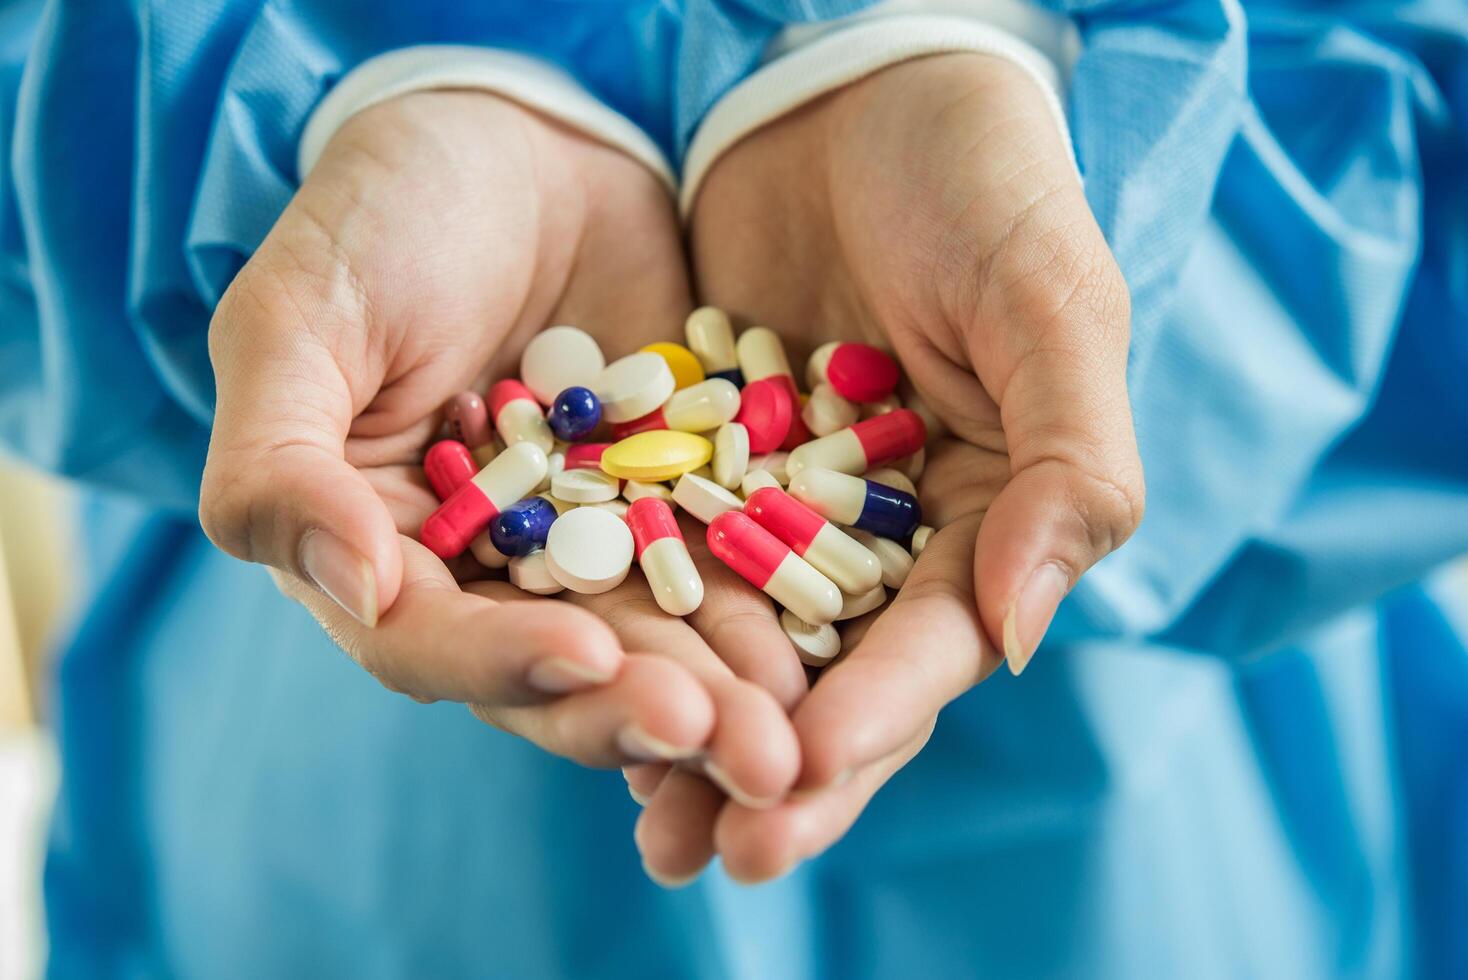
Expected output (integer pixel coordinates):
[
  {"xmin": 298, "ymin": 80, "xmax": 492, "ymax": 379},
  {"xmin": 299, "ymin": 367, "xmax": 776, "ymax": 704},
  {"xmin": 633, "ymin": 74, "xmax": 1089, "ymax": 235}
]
[
  {"xmin": 582, "ymin": 498, "xmax": 629, "ymax": 519},
  {"xmin": 623, "ymin": 480, "xmax": 674, "ymax": 504},
  {"xmin": 469, "ymin": 531, "xmax": 510, "ymax": 569},
  {"xmin": 545, "ymin": 507, "xmax": 634, "ymax": 594},
  {"xmin": 849, "ymin": 529, "xmax": 914, "ymax": 589},
  {"xmin": 671, "ymin": 472, "xmax": 744, "ymax": 525},
  {"xmin": 593, "ymin": 352, "xmax": 676, "ymax": 423},
  {"xmin": 519, "ymin": 326, "xmax": 606, "ymax": 405},
  {"xmin": 551, "ymin": 468, "xmax": 620, "ymax": 503},
  {"xmin": 510, "ymin": 549, "xmax": 564, "ymax": 595},
  {"xmin": 864, "ymin": 467, "xmax": 917, "ymax": 497},
  {"xmin": 740, "ymin": 469, "xmax": 781, "ymax": 498},
  {"xmin": 780, "ymin": 609, "xmax": 841, "ymax": 666},
  {"xmin": 711, "ymin": 422, "xmax": 750, "ymax": 490},
  {"xmin": 910, "ymin": 525, "xmax": 935, "ymax": 559},
  {"xmin": 836, "ymin": 583, "xmax": 887, "ymax": 621}
]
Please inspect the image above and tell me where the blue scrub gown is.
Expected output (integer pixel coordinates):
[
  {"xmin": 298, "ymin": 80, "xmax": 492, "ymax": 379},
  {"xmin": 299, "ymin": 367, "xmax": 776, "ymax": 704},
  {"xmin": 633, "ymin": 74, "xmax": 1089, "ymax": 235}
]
[{"xmin": 2, "ymin": 1, "xmax": 1465, "ymax": 976}]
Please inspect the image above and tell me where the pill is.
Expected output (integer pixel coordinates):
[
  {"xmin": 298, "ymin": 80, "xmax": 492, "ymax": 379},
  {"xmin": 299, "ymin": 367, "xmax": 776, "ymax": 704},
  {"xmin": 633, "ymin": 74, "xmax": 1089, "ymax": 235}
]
[
  {"xmin": 424, "ymin": 440, "xmax": 476, "ymax": 500},
  {"xmin": 547, "ymin": 386, "xmax": 602, "ymax": 442},
  {"xmin": 747, "ymin": 451, "xmax": 790, "ymax": 484},
  {"xmin": 910, "ymin": 525, "xmax": 935, "ymax": 559},
  {"xmin": 489, "ymin": 379, "xmax": 555, "ymax": 453},
  {"xmin": 445, "ymin": 392, "xmax": 493, "ymax": 448},
  {"xmin": 469, "ymin": 531, "xmax": 511, "ymax": 569},
  {"xmin": 623, "ymin": 480, "xmax": 674, "ymax": 503},
  {"xmin": 801, "ymin": 383, "xmax": 859, "ymax": 437},
  {"xmin": 836, "ymin": 583, "xmax": 888, "ymax": 621},
  {"xmin": 520, "ymin": 325, "xmax": 606, "ymax": 404},
  {"xmin": 786, "ymin": 409, "xmax": 926, "ymax": 478},
  {"xmin": 787, "ymin": 467, "xmax": 921, "ymax": 541},
  {"xmin": 564, "ymin": 442, "xmax": 611, "ymax": 470},
  {"xmin": 861, "ymin": 394, "xmax": 902, "ymax": 419},
  {"xmin": 743, "ymin": 487, "xmax": 882, "ymax": 594},
  {"xmin": 420, "ymin": 442, "xmax": 549, "ymax": 558},
  {"xmin": 864, "ymin": 467, "xmax": 917, "ymax": 498},
  {"xmin": 707, "ymin": 512, "xmax": 842, "ymax": 625},
  {"xmin": 780, "ymin": 609, "xmax": 841, "ymax": 666},
  {"xmin": 733, "ymin": 377, "xmax": 793, "ymax": 453},
  {"xmin": 593, "ymin": 352, "xmax": 676, "ymax": 423},
  {"xmin": 471, "ymin": 439, "xmax": 501, "ymax": 468},
  {"xmin": 685, "ymin": 307, "xmax": 743, "ymax": 386},
  {"xmin": 533, "ymin": 450, "xmax": 564, "ymax": 494},
  {"xmin": 612, "ymin": 378, "xmax": 741, "ymax": 437},
  {"xmin": 601, "ymin": 431, "xmax": 712, "ymax": 482},
  {"xmin": 584, "ymin": 498, "xmax": 629, "ymax": 519},
  {"xmin": 641, "ymin": 341, "xmax": 706, "ymax": 390},
  {"xmin": 489, "ymin": 496, "xmax": 559, "ymax": 557},
  {"xmin": 741, "ymin": 469, "xmax": 782, "ymax": 497},
  {"xmin": 712, "ymin": 422, "xmax": 750, "ymax": 490},
  {"xmin": 905, "ymin": 391, "xmax": 947, "ymax": 444},
  {"xmin": 671, "ymin": 472, "xmax": 744, "ymax": 524},
  {"xmin": 552, "ymin": 468, "xmax": 621, "ymax": 503},
  {"xmin": 626, "ymin": 497, "xmax": 704, "ymax": 616},
  {"xmin": 849, "ymin": 529, "xmax": 915, "ymax": 589},
  {"xmin": 545, "ymin": 506, "xmax": 634, "ymax": 594},
  {"xmin": 805, "ymin": 341, "xmax": 900, "ymax": 403},
  {"xmin": 735, "ymin": 326, "xmax": 810, "ymax": 448},
  {"xmin": 510, "ymin": 549, "xmax": 564, "ymax": 595}
]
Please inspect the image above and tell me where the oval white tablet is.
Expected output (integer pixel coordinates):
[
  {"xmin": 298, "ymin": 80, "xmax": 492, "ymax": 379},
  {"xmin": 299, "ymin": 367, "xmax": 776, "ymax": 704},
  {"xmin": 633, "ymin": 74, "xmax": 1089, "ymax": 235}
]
[
  {"xmin": 623, "ymin": 480, "xmax": 674, "ymax": 504},
  {"xmin": 552, "ymin": 468, "xmax": 620, "ymax": 503},
  {"xmin": 780, "ymin": 609, "xmax": 841, "ymax": 666},
  {"xmin": 741, "ymin": 469, "xmax": 782, "ymax": 497},
  {"xmin": 849, "ymin": 529, "xmax": 914, "ymax": 589},
  {"xmin": 593, "ymin": 352, "xmax": 676, "ymax": 423},
  {"xmin": 712, "ymin": 422, "xmax": 750, "ymax": 490},
  {"xmin": 836, "ymin": 583, "xmax": 887, "ymax": 621},
  {"xmin": 520, "ymin": 325, "xmax": 606, "ymax": 405},
  {"xmin": 671, "ymin": 472, "xmax": 744, "ymax": 525},
  {"xmin": 510, "ymin": 549, "xmax": 564, "ymax": 595},
  {"xmin": 545, "ymin": 507, "xmax": 634, "ymax": 594}
]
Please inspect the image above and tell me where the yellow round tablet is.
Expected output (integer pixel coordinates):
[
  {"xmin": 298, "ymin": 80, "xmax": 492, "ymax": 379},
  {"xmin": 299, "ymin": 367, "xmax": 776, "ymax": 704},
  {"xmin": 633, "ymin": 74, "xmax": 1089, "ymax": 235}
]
[
  {"xmin": 601, "ymin": 431, "xmax": 713, "ymax": 482},
  {"xmin": 641, "ymin": 342, "xmax": 706, "ymax": 390}
]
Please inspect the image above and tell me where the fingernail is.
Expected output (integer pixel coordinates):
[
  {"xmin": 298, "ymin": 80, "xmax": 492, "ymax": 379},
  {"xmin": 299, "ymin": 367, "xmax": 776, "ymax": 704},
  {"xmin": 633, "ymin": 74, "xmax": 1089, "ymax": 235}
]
[
  {"xmin": 526, "ymin": 657, "xmax": 614, "ymax": 694},
  {"xmin": 642, "ymin": 861, "xmax": 699, "ymax": 889},
  {"xmin": 627, "ymin": 784, "xmax": 651, "ymax": 807},
  {"xmin": 703, "ymin": 760, "xmax": 781, "ymax": 810},
  {"xmin": 1003, "ymin": 562, "xmax": 1069, "ymax": 677},
  {"xmin": 300, "ymin": 530, "xmax": 378, "ymax": 627},
  {"xmin": 617, "ymin": 724, "xmax": 701, "ymax": 763},
  {"xmin": 790, "ymin": 767, "xmax": 851, "ymax": 801}
]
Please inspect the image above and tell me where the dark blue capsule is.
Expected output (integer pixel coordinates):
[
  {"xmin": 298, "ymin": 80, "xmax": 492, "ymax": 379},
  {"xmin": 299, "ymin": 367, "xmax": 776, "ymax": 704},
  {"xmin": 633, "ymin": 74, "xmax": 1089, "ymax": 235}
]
[
  {"xmin": 548, "ymin": 386, "xmax": 602, "ymax": 441},
  {"xmin": 709, "ymin": 368, "xmax": 746, "ymax": 389},
  {"xmin": 854, "ymin": 480, "xmax": 921, "ymax": 540},
  {"xmin": 489, "ymin": 497, "xmax": 560, "ymax": 557}
]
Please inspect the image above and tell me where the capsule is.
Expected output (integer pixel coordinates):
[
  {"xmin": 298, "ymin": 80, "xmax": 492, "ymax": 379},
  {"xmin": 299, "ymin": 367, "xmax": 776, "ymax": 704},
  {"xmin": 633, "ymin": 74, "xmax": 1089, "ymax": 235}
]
[
  {"xmin": 787, "ymin": 467, "xmax": 921, "ymax": 541},
  {"xmin": 424, "ymin": 440, "xmax": 476, "ymax": 501},
  {"xmin": 805, "ymin": 341, "xmax": 900, "ymax": 404},
  {"xmin": 707, "ymin": 512, "xmax": 842, "ymax": 625},
  {"xmin": 445, "ymin": 392, "xmax": 492, "ymax": 448},
  {"xmin": 786, "ymin": 409, "xmax": 926, "ymax": 478},
  {"xmin": 801, "ymin": 383, "xmax": 859, "ymax": 437},
  {"xmin": 489, "ymin": 496, "xmax": 559, "ymax": 557},
  {"xmin": 743, "ymin": 487, "xmax": 882, "ymax": 595},
  {"xmin": 489, "ymin": 379, "xmax": 555, "ymax": 453},
  {"xmin": 627, "ymin": 497, "xmax": 704, "ymax": 616},
  {"xmin": 547, "ymin": 386, "xmax": 602, "ymax": 442},
  {"xmin": 612, "ymin": 379, "xmax": 740, "ymax": 437},
  {"xmin": 420, "ymin": 442, "xmax": 549, "ymax": 558},
  {"xmin": 564, "ymin": 442, "xmax": 611, "ymax": 471},
  {"xmin": 685, "ymin": 307, "xmax": 743, "ymax": 387},
  {"xmin": 735, "ymin": 326, "xmax": 809, "ymax": 449}
]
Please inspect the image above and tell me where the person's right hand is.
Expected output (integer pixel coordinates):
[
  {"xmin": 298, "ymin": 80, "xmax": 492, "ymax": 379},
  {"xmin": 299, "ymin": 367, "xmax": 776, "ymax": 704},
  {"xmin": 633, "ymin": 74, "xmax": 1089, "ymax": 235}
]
[{"xmin": 198, "ymin": 90, "xmax": 800, "ymax": 795}]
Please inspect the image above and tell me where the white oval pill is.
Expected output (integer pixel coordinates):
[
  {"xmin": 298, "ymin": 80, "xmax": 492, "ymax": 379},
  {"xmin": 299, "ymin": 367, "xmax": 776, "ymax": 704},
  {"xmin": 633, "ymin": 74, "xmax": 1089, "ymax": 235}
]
[
  {"xmin": 910, "ymin": 525, "xmax": 935, "ymax": 559},
  {"xmin": 520, "ymin": 325, "xmax": 606, "ymax": 405},
  {"xmin": 510, "ymin": 549, "xmax": 564, "ymax": 595},
  {"xmin": 712, "ymin": 422, "xmax": 750, "ymax": 490},
  {"xmin": 849, "ymin": 529, "xmax": 914, "ymax": 589},
  {"xmin": 671, "ymin": 472, "xmax": 744, "ymax": 524},
  {"xmin": 802, "ymin": 383, "xmax": 859, "ymax": 437},
  {"xmin": 780, "ymin": 609, "xmax": 841, "ymax": 666},
  {"xmin": 741, "ymin": 469, "xmax": 782, "ymax": 497},
  {"xmin": 594, "ymin": 352, "xmax": 676, "ymax": 423},
  {"xmin": 864, "ymin": 467, "xmax": 917, "ymax": 497},
  {"xmin": 545, "ymin": 506, "xmax": 634, "ymax": 594},
  {"xmin": 469, "ymin": 531, "xmax": 510, "ymax": 569},
  {"xmin": 836, "ymin": 583, "xmax": 887, "ymax": 621},
  {"xmin": 552, "ymin": 468, "xmax": 620, "ymax": 503},
  {"xmin": 623, "ymin": 480, "xmax": 674, "ymax": 503}
]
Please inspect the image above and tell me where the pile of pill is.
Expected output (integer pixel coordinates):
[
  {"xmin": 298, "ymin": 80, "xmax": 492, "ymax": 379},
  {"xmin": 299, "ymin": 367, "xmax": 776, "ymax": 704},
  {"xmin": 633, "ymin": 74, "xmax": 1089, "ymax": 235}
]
[{"xmin": 419, "ymin": 310, "xmax": 941, "ymax": 667}]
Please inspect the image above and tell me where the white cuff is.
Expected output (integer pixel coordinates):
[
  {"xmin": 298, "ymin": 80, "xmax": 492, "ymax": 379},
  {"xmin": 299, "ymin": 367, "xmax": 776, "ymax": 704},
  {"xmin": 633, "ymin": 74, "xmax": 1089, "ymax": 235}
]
[
  {"xmin": 681, "ymin": 8, "xmax": 1079, "ymax": 217},
  {"xmin": 298, "ymin": 46, "xmax": 675, "ymax": 192}
]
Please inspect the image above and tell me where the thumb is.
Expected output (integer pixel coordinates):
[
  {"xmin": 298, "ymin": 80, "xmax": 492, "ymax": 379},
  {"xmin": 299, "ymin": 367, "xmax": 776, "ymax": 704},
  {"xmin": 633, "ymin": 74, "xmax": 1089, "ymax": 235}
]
[{"xmin": 199, "ymin": 253, "xmax": 402, "ymax": 627}]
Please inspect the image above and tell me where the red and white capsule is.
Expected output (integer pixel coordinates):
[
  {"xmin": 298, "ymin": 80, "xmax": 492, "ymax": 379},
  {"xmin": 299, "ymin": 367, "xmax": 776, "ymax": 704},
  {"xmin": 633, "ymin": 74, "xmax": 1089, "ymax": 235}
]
[
  {"xmin": 743, "ymin": 487, "xmax": 881, "ymax": 594},
  {"xmin": 424, "ymin": 440, "xmax": 477, "ymax": 501},
  {"xmin": 488, "ymin": 379, "xmax": 555, "ymax": 454},
  {"xmin": 805, "ymin": 342, "xmax": 900, "ymax": 404},
  {"xmin": 419, "ymin": 442, "xmax": 549, "ymax": 559},
  {"xmin": 612, "ymin": 379, "xmax": 741, "ymax": 437},
  {"xmin": 707, "ymin": 512, "xmax": 842, "ymax": 625},
  {"xmin": 626, "ymin": 497, "xmax": 704, "ymax": 616},
  {"xmin": 785, "ymin": 409, "xmax": 926, "ymax": 478}
]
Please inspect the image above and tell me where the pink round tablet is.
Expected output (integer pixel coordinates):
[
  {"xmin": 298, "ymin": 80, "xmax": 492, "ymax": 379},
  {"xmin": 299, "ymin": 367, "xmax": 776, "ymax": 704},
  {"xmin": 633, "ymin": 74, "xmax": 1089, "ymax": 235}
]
[
  {"xmin": 734, "ymin": 378, "xmax": 793, "ymax": 454},
  {"xmin": 827, "ymin": 343, "xmax": 899, "ymax": 403}
]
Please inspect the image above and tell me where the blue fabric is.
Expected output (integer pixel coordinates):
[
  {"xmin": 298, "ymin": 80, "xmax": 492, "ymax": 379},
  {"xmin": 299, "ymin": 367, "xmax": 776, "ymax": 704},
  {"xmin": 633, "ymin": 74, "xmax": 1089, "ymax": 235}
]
[{"xmin": 1, "ymin": 0, "xmax": 1464, "ymax": 976}]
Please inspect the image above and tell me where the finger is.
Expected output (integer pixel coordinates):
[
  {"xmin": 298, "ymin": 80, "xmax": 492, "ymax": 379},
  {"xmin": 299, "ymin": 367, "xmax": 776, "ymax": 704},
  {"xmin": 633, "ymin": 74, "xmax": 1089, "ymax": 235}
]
[
  {"xmin": 200, "ymin": 234, "xmax": 400, "ymax": 627},
  {"xmin": 793, "ymin": 512, "xmax": 1000, "ymax": 789},
  {"xmin": 634, "ymin": 769, "xmax": 726, "ymax": 887},
  {"xmin": 624, "ymin": 763, "xmax": 670, "ymax": 806},
  {"xmin": 715, "ymin": 721, "xmax": 933, "ymax": 884},
  {"xmin": 277, "ymin": 535, "xmax": 623, "ymax": 704}
]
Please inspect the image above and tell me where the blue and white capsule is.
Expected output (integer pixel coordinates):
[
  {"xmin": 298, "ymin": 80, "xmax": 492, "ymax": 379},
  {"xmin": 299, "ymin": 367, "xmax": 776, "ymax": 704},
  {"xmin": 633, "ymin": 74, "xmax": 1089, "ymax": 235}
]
[
  {"xmin": 489, "ymin": 496, "xmax": 561, "ymax": 557},
  {"xmin": 787, "ymin": 467, "xmax": 921, "ymax": 541},
  {"xmin": 547, "ymin": 386, "xmax": 602, "ymax": 442}
]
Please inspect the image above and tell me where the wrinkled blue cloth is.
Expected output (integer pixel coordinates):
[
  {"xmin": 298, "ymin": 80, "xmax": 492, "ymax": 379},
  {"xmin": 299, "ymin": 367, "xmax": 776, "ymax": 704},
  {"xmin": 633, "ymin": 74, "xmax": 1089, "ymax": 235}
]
[{"xmin": 2, "ymin": 0, "xmax": 1466, "ymax": 976}]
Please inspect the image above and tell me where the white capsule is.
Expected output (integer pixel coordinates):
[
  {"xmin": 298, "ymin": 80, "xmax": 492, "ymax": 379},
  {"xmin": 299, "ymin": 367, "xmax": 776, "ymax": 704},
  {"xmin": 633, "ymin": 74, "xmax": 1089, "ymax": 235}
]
[
  {"xmin": 583, "ymin": 498, "xmax": 629, "ymax": 519},
  {"xmin": 786, "ymin": 428, "xmax": 866, "ymax": 477},
  {"xmin": 910, "ymin": 525, "xmax": 935, "ymax": 559},
  {"xmin": 594, "ymin": 352, "xmax": 676, "ymax": 423},
  {"xmin": 519, "ymin": 325, "xmax": 606, "ymax": 404},
  {"xmin": 510, "ymin": 549, "xmax": 564, "ymax": 595},
  {"xmin": 623, "ymin": 480, "xmax": 674, "ymax": 503},
  {"xmin": 641, "ymin": 536, "xmax": 703, "ymax": 616},
  {"xmin": 671, "ymin": 472, "xmax": 744, "ymax": 524},
  {"xmin": 712, "ymin": 422, "xmax": 750, "ymax": 490},
  {"xmin": 552, "ymin": 468, "xmax": 620, "ymax": 503},
  {"xmin": 658, "ymin": 378, "xmax": 741, "ymax": 432},
  {"xmin": 849, "ymin": 529, "xmax": 914, "ymax": 589},
  {"xmin": 469, "ymin": 531, "xmax": 510, "ymax": 569},
  {"xmin": 489, "ymin": 381, "xmax": 555, "ymax": 454},
  {"xmin": 836, "ymin": 583, "xmax": 887, "ymax": 621},
  {"xmin": 544, "ymin": 507, "xmax": 634, "ymax": 594},
  {"xmin": 747, "ymin": 452, "xmax": 790, "ymax": 484},
  {"xmin": 780, "ymin": 609, "xmax": 841, "ymax": 666},
  {"xmin": 804, "ymin": 342, "xmax": 840, "ymax": 392},
  {"xmin": 470, "ymin": 442, "xmax": 549, "ymax": 512},
  {"xmin": 735, "ymin": 325, "xmax": 794, "ymax": 383},
  {"xmin": 864, "ymin": 467, "xmax": 917, "ymax": 497},
  {"xmin": 802, "ymin": 383, "xmax": 859, "ymax": 437},
  {"xmin": 766, "ymin": 552, "xmax": 843, "ymax": 625},
  {"xmin": 786, "ymin": 468, "xmax": 868, "ymax": 526},
  {"xmin": 685, "ymin": 307, "xmax": 739, "ymax": 375},
  {"xmin": 741, "ymin": 469, "xmax": 782, "ymax": 497},
  {"xmin": 804, "ymin": 523, "xmax": 884, "ymax": 595}
]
